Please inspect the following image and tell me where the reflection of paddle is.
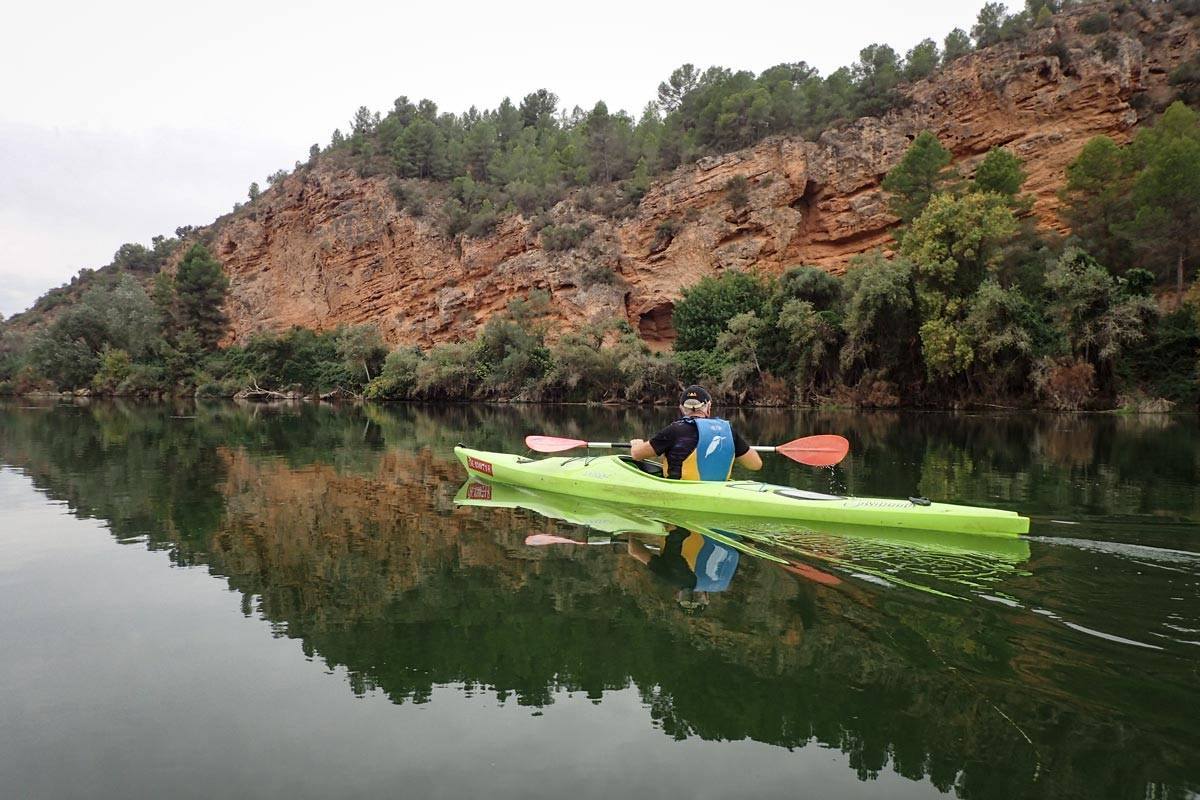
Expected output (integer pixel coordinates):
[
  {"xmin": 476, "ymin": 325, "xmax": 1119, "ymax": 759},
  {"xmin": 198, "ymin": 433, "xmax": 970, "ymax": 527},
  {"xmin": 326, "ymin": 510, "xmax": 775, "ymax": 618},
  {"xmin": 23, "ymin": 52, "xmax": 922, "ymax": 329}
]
[
  {"xmin": 525, "ymin": 434, "xmax": 850, "ymax": 467},
  {"xmin": 524, "ymin": 534, "xmax": 618, "ymax": 546},
  {"xmin": 783, "ymin": 562, "xmax": 843, "ymax": 586}
]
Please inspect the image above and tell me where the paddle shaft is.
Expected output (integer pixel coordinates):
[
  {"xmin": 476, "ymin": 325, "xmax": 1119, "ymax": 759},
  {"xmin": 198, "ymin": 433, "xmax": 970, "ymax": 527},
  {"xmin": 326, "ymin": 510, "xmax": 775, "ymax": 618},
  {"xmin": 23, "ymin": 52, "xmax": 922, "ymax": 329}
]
[{"xmin": 562, "ymin": 443, "xmax": 830, "ymax": 456}]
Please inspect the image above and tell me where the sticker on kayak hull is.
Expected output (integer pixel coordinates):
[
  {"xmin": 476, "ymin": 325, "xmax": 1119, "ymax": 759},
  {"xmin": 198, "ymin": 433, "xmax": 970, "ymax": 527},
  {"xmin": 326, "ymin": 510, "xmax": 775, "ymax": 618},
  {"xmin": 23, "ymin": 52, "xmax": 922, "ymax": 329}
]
[
  {"xmin": 466, "ymin": 482, "xmax": 492, "ymax": 500},
  {"xmin": 466, "ymin": 456, "xmax": 493, "ymax": 476}
]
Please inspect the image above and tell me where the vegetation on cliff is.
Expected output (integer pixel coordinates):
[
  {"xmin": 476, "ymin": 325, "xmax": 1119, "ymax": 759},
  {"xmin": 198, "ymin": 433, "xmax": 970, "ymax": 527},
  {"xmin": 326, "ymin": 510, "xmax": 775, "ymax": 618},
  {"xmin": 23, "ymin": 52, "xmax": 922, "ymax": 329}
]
[{"xmin": 2, "ymin": 0, "xmax": 1199, "ymax": 408}]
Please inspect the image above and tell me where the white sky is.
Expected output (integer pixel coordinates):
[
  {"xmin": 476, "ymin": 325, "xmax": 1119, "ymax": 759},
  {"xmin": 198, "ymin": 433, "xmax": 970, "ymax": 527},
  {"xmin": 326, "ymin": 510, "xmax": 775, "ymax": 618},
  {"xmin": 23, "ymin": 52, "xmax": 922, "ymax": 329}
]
[{"xmin": 0, "ymin": 0, "xmax": 986, "ymax": 318}]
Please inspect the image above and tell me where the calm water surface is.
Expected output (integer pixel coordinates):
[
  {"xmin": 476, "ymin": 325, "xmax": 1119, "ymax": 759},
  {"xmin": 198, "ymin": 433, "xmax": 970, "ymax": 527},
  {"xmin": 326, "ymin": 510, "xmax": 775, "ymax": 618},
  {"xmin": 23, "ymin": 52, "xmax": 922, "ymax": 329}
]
[{"xmin": 1, "ymin": 401, "xmax": 1197, "ymax": 800}]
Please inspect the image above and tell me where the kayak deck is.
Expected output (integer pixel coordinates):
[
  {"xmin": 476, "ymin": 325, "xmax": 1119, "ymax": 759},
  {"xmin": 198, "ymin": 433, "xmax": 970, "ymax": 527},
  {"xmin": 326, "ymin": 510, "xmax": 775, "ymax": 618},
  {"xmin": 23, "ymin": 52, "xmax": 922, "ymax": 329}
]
[{"xmin": 454, "ymin": 447, "xmax": 1029, "ymax": 536}]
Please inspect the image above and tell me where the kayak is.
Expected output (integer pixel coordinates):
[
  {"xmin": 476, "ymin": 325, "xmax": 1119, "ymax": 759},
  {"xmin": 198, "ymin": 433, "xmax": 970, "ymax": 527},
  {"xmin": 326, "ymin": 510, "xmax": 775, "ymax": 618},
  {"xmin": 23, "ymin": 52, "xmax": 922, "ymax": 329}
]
[
  {"xmin": 454, "ymin": 446, "xmax": 1030, "ymax": 536},
  {"xmin": 454, "ymin": 479, "xmax": 1032, "ymax": 563}
]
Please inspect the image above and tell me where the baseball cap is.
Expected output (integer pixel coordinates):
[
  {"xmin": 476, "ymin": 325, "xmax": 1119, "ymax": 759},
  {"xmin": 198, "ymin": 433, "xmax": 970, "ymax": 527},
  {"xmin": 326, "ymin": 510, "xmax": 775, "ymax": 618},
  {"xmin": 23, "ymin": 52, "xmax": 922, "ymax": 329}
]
[{"xmin": 679, "ymin": 385, "xmax": 712, "ymax": 409}]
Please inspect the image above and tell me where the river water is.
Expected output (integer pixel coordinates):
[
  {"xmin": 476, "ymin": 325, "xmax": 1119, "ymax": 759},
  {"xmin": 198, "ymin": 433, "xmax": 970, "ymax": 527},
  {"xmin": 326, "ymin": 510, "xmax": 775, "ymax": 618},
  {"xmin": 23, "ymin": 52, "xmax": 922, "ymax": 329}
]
[{"xmin": 0, "ymin": 400, "xmax": 1196, "ymax": 800}]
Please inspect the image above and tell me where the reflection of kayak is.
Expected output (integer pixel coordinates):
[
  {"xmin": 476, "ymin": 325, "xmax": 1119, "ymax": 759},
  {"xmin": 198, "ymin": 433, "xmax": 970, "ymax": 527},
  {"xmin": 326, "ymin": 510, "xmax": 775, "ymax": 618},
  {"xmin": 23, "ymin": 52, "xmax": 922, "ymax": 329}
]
[
  {"xmin": 453, "ymin": 480, "xmax": 667, "ymax": 536},
  {"xmin": 454, "ymin": 446, "xmax": 1029, "ymax": 536},
  {"xmin": 454, "ymin": 479, "xmax": 1031, "ymax": 565}
]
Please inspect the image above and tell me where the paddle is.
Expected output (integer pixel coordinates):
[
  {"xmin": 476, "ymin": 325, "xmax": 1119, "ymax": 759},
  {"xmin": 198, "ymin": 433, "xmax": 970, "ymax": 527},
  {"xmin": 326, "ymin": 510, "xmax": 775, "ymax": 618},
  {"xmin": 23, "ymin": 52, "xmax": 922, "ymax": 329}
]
[{"xmin": 524, "ymin": 434, "xmax": 849, "ymax": 467}]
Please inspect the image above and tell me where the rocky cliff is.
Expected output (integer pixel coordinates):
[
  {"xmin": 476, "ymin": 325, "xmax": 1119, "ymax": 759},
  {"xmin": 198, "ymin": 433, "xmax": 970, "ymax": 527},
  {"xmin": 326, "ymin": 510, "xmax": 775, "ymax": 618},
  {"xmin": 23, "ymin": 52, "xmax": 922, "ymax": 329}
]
[{"xmin": 210, "ymin": 4, "xmax": 1197, "ymax": 348}]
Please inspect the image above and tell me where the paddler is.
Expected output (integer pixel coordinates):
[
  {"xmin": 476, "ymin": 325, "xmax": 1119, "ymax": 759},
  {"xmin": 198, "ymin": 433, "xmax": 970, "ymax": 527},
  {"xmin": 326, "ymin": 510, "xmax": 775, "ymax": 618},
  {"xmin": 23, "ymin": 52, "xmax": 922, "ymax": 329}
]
[{"xmin": 629, "ymin": 385, "xmax": 762, "ymax": 480}]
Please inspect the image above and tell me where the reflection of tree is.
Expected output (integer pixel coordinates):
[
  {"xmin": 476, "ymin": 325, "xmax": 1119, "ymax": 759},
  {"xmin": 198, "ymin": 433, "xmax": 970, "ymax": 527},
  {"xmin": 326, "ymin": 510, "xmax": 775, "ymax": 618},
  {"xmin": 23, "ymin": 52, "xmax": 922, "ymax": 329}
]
[{"xmin": 1, "ymin": 400, "xmax": 1197, "ymax": 799}]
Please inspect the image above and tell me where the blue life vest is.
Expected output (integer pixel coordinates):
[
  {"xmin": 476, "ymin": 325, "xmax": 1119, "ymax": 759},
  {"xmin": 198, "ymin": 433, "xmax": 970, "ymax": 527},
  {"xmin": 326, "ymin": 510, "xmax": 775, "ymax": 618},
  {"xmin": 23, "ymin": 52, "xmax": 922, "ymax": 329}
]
[{"xmin": 671, "ymin": 417, "xmax": 735, "ymax": 481}]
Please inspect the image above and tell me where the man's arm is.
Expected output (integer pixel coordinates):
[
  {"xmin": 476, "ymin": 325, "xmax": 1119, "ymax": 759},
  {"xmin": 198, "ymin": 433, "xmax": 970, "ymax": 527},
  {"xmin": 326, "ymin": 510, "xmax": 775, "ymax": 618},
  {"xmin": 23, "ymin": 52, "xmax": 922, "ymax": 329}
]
[
  {"xmin": 630, "ymin": 439, "xmax": 656, "ymax": 460},
  {"xmin": 632, "ymin": 423, "xmax": 676, "ymax": 460},
  {"xmin": 735, "ymin": 450, "xmax": 763, "ymax": 470},
  {"xmin": 733, "ymin": 431, "xmax": 762, "ymax": 471}
]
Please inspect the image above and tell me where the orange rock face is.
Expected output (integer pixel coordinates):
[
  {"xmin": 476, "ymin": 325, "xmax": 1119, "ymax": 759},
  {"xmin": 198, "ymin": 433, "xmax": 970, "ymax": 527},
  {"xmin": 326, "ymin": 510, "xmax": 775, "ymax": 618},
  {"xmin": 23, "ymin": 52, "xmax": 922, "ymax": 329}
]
[{"xmin": 211, "ymin": 5, "xmax": 1197, "ymax": 349}]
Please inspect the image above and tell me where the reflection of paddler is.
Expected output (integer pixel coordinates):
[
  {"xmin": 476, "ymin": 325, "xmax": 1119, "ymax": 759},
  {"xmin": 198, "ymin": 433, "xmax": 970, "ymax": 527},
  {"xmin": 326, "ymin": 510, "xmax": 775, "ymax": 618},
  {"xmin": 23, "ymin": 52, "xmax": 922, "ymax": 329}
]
[{"xmin": 627, "ymin": 527, "xmax": 740, "ymax": 611}]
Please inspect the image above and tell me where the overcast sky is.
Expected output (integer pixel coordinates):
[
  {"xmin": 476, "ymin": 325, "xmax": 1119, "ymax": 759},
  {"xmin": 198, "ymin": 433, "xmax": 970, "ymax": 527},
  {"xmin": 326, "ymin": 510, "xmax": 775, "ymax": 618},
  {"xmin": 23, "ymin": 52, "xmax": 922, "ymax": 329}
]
[{"xmin": 0, "ymin": 0, "xmax": 986, "ymax": 318}]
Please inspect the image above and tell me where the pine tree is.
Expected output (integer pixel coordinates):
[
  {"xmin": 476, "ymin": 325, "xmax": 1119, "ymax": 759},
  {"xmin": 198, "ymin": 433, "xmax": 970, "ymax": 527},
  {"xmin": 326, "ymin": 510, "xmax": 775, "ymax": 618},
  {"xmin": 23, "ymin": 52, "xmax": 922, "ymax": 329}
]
[
  {"xmin": 174, "ymin": 244, "xmax": 229, "ymax": 351},
  {"xmin": 1124, "ymin": 102, "xmax": 1200, "ymax": 298},
  {"xmin": 882, "ymin": 131, "xmax": 956, "ymax": 225},
  {"xmin": 973, "ymin": 147, "xmax": 1026, "ymax": 198}
]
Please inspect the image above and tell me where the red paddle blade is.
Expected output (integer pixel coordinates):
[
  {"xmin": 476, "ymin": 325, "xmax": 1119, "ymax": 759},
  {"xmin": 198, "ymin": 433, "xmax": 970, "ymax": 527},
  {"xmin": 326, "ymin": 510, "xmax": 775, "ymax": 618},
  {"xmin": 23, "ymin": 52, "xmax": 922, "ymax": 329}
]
[
  {"xmin": 525, "ymin": 435, "xmax": 588, "ymax": 453},
  {"xmin": 525, "ymin": 534, "xmax": 581, "ymax": 546},
  {"xmin": 776, "ymin": 435, "xmax": 850, "ymax": 467}
]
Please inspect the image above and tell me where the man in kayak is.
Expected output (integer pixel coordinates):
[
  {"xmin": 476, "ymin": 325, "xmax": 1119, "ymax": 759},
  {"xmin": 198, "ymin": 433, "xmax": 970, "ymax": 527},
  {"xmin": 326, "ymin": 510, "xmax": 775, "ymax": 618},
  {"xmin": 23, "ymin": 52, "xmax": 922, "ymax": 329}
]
[{"xmin": 629, "ymin": 385, "xmax": 762, "ymax": 480}]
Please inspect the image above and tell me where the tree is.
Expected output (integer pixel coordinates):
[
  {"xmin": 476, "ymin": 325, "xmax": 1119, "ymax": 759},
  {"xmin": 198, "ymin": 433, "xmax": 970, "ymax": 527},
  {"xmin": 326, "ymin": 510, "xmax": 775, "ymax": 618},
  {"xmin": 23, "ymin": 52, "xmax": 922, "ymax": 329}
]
[
  {"xmin": 1059, "ymin": 135, "xmax": 1135, "ymax": 270},
  {"xmin": 839, "ymin": 251, "xmax": 919, "ymax": 381},
  {"xmin": 716, "ymin": 311, "xmax": 766, "ymax": 399},
  {"xmin": 758, "ymin": 266, "xmax": 844, "ymax": 378},
  {"xmin": 84, "ymin": 274, "xmax": 160, "ymax": 360},
  {"xmin": 350, "ymin": 105, "xmax": 378, "ymax": 138},
  {"xmin": 334, "ymin": 325, "xmax": 387, "ymax": 387},
  {"xmin": 777, "ymin": 299, "xmax": 842, "ymax": 395},
  {"xmin": 972, "ymin": 2, "xmax": 1008, "ymax": 47},
  {"xmin": 112, "ymin": 242, "xmax": 157, "ymax": 272},
  {"xmin": 853, "ymin": 44, "xmax": 903, "ymax": 116},
  {"xmin": 174, "ymin": 244, "xmax": 229, "ymax": 351},
  {"xmin": 882, "ymin": 131, "xmax": 955, "ymax": 225},
  {"xmin": 943, "ymin": 28, "xmax": 974, "ymax": 64},
  {"xmin": 248, "ymin": 182, "xmax": 261, "ymax": 202},
  {"xmin": 961, "ymin": 280, "xmax": 1039, "ymax": 393},
  {"xmin": 1044, "ymin": 248, "xmax": 1157, "ymax": 390},
  {"xmin": 392, "ymin": 117, "xmax": 449, "ymax": 179},
  {"xmin": 973, "ymin": 147, "xmax": 1026, "ymax": 198},
  {"xmin": 1123, "ymin": 102, "xmax": 1200, "ymax": 298},
  {"xmin": 657, "ymin": 64, "xmax": 700, "ymax": 113},
  {"xmin": 672, "ymin": 271, "xmax": 769, "ymax": 352},
  {"xmin": 584, "ymin": 101, "xmax": 632, "ymax": 183},
  {"xmin": 901, "ymin": 192, "xmax": 1019, "ymax": 379},
  {"xmin": 904, "ymin": 39, "xmax": 941, "ymax": 82},
  {"xmin": 28, "ymin": 306, "xmax": 105, "ymax": 389},
  {"xmin": 520, "ymin": 89, "xmax": 559, "ymax": 130}
]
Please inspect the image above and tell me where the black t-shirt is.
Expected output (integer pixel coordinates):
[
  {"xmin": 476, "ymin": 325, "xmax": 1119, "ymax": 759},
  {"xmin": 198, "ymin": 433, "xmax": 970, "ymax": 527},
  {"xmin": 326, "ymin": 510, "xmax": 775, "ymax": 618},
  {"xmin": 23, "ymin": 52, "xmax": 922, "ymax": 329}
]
[{"xmin": 648, "ymin": 418, "xmax": 750, "ymax": 480}]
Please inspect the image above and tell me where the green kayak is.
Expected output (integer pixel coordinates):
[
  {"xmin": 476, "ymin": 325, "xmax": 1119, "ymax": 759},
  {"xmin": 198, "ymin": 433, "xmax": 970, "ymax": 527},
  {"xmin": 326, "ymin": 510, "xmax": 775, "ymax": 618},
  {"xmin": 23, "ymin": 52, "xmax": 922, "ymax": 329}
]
[{"xmin": 454, "ymin": 446, "xmax": 1030, "ymax": 536}]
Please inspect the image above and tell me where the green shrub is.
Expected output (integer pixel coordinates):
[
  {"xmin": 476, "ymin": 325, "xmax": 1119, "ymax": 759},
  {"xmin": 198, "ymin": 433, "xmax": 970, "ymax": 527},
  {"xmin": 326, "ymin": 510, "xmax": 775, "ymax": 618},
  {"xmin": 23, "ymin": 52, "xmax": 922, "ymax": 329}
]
[
  {"xmin": 364, "ymin": 348, "xmax": 422, "ymax": 399},
  {"xmin": 725, "ymin": 175, "xmax": 750, "ymax": 209},
  {"xmin": 416, "ymin": 342, "xmax": 479, "ymax": 399},
  {"xmin": 672, "ymin": 271, "xmax": 769, "ymax": 352},
  {"xmin": 578, "ymin": 262, "xmax": 621, "ymax": 285},
  {"xmin": 650, "ymin": 218, "xmax": 683, "ymax": 253},
  {"xmin": 1096, "ymin": 35, "xmax": 1120, "ymax": 62},
  {"xmin": 91, "ymin": 347, "xmax": 132, "ymax": 394},
  {"xmin": 1078, "ymin": 13, "xmax": 1111, "ymax": 34},
  {"xmin": 541, "ymin": 222, "xmax": 594, "ymax": 251},
  {"xmin": 466, "ymin": 202, "xmax": 500, "ymax": 238},
  {"xmin": 673, "ymin": 349, "xmax": 731, "ymax": 384}
]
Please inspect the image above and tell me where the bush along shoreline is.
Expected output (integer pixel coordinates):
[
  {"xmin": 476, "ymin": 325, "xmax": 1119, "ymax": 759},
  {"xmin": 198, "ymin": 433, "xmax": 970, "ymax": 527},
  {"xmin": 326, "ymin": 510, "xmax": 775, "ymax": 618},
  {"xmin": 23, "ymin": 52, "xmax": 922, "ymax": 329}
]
[{"xmin": 2, "ymin": 103, "xmax": 1199, "ymax": 411}]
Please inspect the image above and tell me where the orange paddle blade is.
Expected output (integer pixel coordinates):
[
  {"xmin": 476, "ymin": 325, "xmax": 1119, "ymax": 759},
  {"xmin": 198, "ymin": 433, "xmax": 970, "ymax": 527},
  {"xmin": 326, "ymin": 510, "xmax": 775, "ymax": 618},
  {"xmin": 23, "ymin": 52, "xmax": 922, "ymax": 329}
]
[
  {"xmin": 776, "ymin": 435, "xmax": 850, "ymax": 467},
  {"xmin": 525, "ymin": 435, "xmax": 588, "ymax": 453}
]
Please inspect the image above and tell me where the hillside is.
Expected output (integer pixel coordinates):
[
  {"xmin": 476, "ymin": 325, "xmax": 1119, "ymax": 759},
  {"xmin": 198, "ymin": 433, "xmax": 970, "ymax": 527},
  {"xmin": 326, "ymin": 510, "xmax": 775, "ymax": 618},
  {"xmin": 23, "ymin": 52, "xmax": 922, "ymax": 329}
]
[
  {"xmin": 3, "ymin": 0, "xmax": 1199, "ymax": 408},
  {"xmin": 203, "ymin": 1, "xmax": 1196, "ymax": 348}
]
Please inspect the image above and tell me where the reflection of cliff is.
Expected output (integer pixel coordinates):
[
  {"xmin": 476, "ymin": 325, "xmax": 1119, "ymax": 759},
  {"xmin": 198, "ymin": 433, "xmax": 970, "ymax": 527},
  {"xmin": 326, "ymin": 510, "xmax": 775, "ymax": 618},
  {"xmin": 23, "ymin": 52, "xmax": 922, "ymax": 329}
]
[
  {"xmin": 1, "ymin": 401, "xmax": 1197, "ymax": 798},
  {"xmin": 201, "ymin": 448, "xmax": 1194, "ymax": 800}
]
